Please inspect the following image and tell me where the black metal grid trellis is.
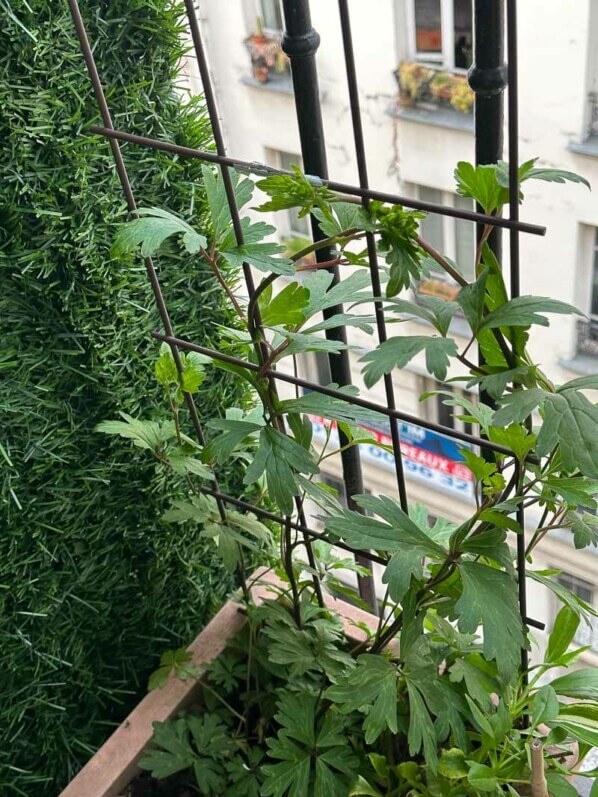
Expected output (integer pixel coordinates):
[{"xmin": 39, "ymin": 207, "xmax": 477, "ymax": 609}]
[{"xmin": 67, "ymin": 0, "xmax": 545, "ymax": 664}]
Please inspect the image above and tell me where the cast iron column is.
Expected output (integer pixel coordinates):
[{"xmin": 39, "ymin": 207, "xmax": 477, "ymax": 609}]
[
  {"xmin": 468, "ymin": 1, "xmax": 507, "ymax": 401},
  {"xmin": 281, "ymin": 0, "xmax": 377, "ymax": 611}
]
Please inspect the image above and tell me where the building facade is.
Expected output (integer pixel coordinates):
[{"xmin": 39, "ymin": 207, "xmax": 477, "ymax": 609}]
[{"xmin": 187, "ymin": 0, "xmax": 598, "ymax": 667}]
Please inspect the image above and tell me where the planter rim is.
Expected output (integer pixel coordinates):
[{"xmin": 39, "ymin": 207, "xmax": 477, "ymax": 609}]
[{"xmin": 60, "ymin": 568, "xmax": 378, "ymax": 797}]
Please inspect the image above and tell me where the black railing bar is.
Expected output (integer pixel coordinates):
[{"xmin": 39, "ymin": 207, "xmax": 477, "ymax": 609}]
[
  {"xmin": 507, "ymin": 0, "xmax": 521, "ymax": 300},
  {"xmin": 181, "ymin": 0, "xmax": 325, "ymax": 607},
  {"xmin": 89, "ymin": 125, "xmax": 546, "ymax": 237},
  {"xmin": 506, "ymin": 0, "xmax": 529, "ymax": 679},
  {"xmin": 337, "ymin": 0, "xmax": 408, "ymax": 513},
  {"xmin": 152, "ymin": 330, "xmax": 527, "ymax": 458},
  {"xmin": 201, "ymin": 485, "xmax": 388, "ymax": 566},
  {"xmin": 280, "ymin": 0, "xmax": 376, "ymax": 609},
  {"xmin": 65, "ymin": 0, "xmax": 231, "ymax": 524}
]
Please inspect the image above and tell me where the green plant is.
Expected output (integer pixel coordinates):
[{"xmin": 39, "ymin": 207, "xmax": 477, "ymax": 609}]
[
  {"xmin": 0, "ymin": 1, "xmax": 251, "ymax": 793},
  {"xmin": 105, "ymin": 158, "xmax": 597, "ymax": 795}
]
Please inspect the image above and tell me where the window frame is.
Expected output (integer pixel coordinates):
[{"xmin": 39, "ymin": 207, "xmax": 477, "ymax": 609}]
[
  {"xmin": 409, "ymin": 183, "xmax": 476, "ymax": 282},
  {"xmin": 405, "ymin": 0, "xmax": 472, "ymax": 73},
  {"xmin": 257, "ymin": 0, "xmax": 283, "ymax": 36},
  {"xmin": 554, "ymin": 570, "xmax": 598, "ymax": 654}
]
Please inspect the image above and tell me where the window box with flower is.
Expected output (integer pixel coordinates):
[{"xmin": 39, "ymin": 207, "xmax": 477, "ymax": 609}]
[{"xmin": 243, "ymin": 18, "xmax": 289, "ymax": 84}]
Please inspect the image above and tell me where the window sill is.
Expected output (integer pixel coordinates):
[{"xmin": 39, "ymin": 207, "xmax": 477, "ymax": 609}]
[
  {"xmin": 241, "ymin": 73, "xmax": 294, "ymax": 95},
  {"xmin": 388, "ymin": 103, "xmax": 473, "ymax": 133},
  {"xmin": 567, "ymin": 136, "xmax": 598, "ymax": 157},
  {"xmin": 557, "ymin": 354, "xmax": 598, "ymax": 375}
]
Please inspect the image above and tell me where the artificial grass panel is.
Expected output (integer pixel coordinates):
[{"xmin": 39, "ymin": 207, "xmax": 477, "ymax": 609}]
[{"xmin": 0, "ymin": 1, "xmax": 248, "ymax": 793}]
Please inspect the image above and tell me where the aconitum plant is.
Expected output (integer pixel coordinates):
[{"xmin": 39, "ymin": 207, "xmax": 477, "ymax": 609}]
[{"xmin": 102, "ymin": 159, "xmax": 597, "ymax": 796}]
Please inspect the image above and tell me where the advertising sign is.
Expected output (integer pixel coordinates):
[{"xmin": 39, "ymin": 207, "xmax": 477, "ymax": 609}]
[{"xmin": 310, "ymin": 415, "xmax": 474, "ymax": 501}]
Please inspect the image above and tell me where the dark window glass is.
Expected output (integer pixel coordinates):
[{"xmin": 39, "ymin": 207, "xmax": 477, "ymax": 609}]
[
  {"xmin": 419, "ymin": 187, "xmax": 444, "ymax": 253},
  {"xmin": 455, "ymin": 194, "xmax": 475, "ymax": 280},
  {"xmin": 415, "ymin": 0, "xmax": 442, "ymax": 53},
  {"xmin": 453, "ymin": 0, "xmax": 473, "ymax": 68},
  {"xmin": 260, "ymin": 0, "xmax": 283, "ymax": 31},
  {"xmin": 592, "ymin": 229, "xmax": 598, "ymax": 317}
]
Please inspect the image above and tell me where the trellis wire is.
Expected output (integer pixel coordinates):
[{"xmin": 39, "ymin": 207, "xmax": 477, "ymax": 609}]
[{"xmin": 67, "ymin": 0, "xmax": 543, "ymax": 649}]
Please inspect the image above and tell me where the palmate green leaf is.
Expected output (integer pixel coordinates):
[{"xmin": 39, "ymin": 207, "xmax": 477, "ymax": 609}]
[
  {"xmin": 166, "ymin": 446, "xmax": 214, "ymax": 479},
  {"xmin": 326, "ymin": 494, "xmax": 447, "ymax": 556},
  {"xmin": 111, "ymin": 207, "xmax": 208, "ymax": 258},
  {"xmin": 220, "ymin": 241, "xmax": 294, "ymax": 275},
  {"xmin": 325, "ymin": 655, "xmax": 398, "ymax": 743},
  {"xmin": 361, "ymin": 335, "xmax": 458, "ymax": 386},
  {"xmin": 305, "ymin": 269, "xmax": 373, "ymax": 316},
  {"xmin": 540, "ymin": 476, "xmax": 598, "ymax": 508},
  {"xmin": 244, "ymin": 427, "xmax": 319, "ymax": 514},
  {"xmin": 280, "ymin": 330, "xmax": 351, "ymax": 358},
  {"xmin": 225, "ymin": 749, "xmax": 264, "ymax": 797},
  {"xmin": 382, "ymin": 548, "xmax": 425, "ymax": 602},
  {"xmin": 520, "ymin": 163, "xmax": 591, "ymax": 190},
  {"xmin": 466, "ymin": 366, "xmax": 537, "ymax": 400},
  {"xmin": 536, "ymin": 390, "xmax": 598, "ymax": 478},
  {"xmin": 279, "ymin": 387, "xmax": 384, "ymax": 427},
  {"xmin": 449, "ymin": 655, "xmax": 499, "ymax": 710},
  {"xmin": 262, "ymin": 611, "xmax": 353, "ymax": 679},
  {"xmin": 405, "ymin": 680, "xmax": 439, "ymax": 771},
  {"xmin": 568, "ymin": 510, "xmax": 598, "ymax": 549},
  {"xmin": 202, "ymin": 164, "xmax": 253, "ymax": 243},
  {"xmin": 148, "ymin": 647, "xmax": 198, "ymax": 691},
  {"xmin": 262, "ymin": 693, "xmax": 358, "ymax": 797},
  {"xmin": 139, "ymin": 719, "xmax": 196, "ymax": 779},
  {"xmin": 312, "ymin": 201, "xmax": 375, "ymax": 238},
  {"xmin": 422, "ymin": 390, "xmax": 494, "ymax": 432},
  {"xmin": 491, "ymin": 388, "xmax": 547, "ymax": 426},
  {"xmin": 260, "ymin": 282, "xmax": 310, "ymax": 327},
  {"xmin": 455, "ymin": 562, "xmax": 525, "ymax": 679},
  {"xmin": 454, "ymin": 161, "xmax": 506, "ymax": 214},
  {"xmin": 256, "ymin": 165, "xmax": 337, "ymax": 217},
  {"xmin": 204, "ymin": 418, "xmax": 263, "ymax": 464},
  {"xmin": 478, "ymin": 296, "xmax": 583, "ymax": 331},
  {"xmin": 96, "ymin": 412, "xmax": 175, "ymax": 452}
]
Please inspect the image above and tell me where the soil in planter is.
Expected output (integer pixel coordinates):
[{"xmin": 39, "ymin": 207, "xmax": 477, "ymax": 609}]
[{"xmin": 125, "ymin": 771, "xmax": 194, "ymax": 797}]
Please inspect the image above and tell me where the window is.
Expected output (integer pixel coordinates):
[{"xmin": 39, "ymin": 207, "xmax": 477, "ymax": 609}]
[
  {"xmin": 267, "ymin": 150, "xmax": 311, "ymax": 238},
  {"xmin": 300, "ymin": 351, "xmax": 332, "ymax": 386},
  {"xmin": 556, "ymin": 573, "xmax": 598, "ymax": 653},
  {"xmin": 411, "ymin": 184, "xmax": 476, "ymax": 284},
  {"xmin": 422, "ymin": 378, "xmax": 474, "ymax": 436},
  {"xmin": 407, "ymin": 0, "xmax": 473, "ymax": 70},
  {"xmin": 575, "ymin": 226, "xmax": 598, "ymax": 354},
  {"xmin": 259, "ymin": 0, "xmax": 283, "ymax": 32}
]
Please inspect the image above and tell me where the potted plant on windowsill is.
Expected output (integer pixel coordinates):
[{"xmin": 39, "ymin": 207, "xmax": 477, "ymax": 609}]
[
  {"xmin": 63, "ymin": 159, "xmax": 597, "ymax": 797},
  {"xmin": 396, "ymin": 61, "xmax": 474, "ymax": 114},
  {"xmin": 244, "ymin": 17, "xmax": 288, "ymax": 84}
]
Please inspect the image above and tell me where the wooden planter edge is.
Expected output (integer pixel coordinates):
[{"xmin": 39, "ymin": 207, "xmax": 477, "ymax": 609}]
[{"xmin": 60, "ymin": 567, "xmax": 378, "ymax": 797}]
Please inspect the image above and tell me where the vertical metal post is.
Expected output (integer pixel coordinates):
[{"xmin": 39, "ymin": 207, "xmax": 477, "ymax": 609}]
[
  {"xmin": 281, "ymin": 0, "xmax": 376, "ymax": 610},
  {"xmin": 468, "ymin": 1, "xmax": 508, "ymax": 205},
  {"xmin": 468, "ymin": 1, "xmax": 507, "ymax": 401}
]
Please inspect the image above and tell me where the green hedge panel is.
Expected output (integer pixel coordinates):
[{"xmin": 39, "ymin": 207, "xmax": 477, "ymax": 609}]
[{"xmin": 0, "ymin": 1, "xmax": 245, "ymax": 793}]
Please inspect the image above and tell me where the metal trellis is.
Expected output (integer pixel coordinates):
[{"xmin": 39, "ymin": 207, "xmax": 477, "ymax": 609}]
[{"xmin": 67, "ymin": 0, "xmax": 543, "ymax": 658}]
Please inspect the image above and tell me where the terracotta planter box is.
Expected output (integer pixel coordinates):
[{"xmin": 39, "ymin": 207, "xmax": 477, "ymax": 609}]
[{"xmin": 60, "ymin": 568, "xmax": 378, "ymax": 797}]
